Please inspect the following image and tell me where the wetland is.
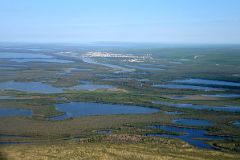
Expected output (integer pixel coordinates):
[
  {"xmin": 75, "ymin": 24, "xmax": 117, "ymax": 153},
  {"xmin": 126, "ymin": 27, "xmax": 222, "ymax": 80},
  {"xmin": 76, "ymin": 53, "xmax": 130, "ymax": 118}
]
[{"xmin": 1, "ymin": 44, "xmax": 240, "ymax": 159}]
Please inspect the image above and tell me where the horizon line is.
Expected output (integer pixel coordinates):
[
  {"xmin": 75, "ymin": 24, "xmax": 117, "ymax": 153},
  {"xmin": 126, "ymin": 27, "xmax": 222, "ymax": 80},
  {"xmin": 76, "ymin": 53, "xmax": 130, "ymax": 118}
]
[{"xmin": 1, "ymin": 41, "xmax": 240, "ymax": 46}]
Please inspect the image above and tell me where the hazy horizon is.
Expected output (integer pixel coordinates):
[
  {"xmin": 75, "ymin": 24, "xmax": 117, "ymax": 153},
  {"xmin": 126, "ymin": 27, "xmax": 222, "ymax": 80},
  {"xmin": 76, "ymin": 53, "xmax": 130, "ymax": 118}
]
[{"xmin": 1, "ymin": 0, "xmax": 240, "ymax": 44}]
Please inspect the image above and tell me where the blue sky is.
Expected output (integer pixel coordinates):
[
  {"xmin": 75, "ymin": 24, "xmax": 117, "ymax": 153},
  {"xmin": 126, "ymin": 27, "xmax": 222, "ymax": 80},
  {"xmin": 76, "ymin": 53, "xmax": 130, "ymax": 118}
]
[{"xmin": 0, "ymin": 0, "xmax": 240, "ymax": 44}]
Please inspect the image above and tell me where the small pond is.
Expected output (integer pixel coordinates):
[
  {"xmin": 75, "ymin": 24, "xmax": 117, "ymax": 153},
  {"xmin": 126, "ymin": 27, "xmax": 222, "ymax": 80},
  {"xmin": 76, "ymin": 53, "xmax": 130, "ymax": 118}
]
[
  {"xmin": 164, "ymin": 111, "xmax": 183, "ymax": 115},
  {"xmin": 233, "ymin": 121, "xmax": 240, "ymax": 128},
  {"xmin": 96, "ymin": 129, "xmax": 113, "ymax": 135}
]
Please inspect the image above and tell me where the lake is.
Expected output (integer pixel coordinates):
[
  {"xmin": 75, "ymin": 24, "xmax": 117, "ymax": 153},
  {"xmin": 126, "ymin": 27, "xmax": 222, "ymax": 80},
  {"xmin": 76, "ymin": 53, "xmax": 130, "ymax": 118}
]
[
  {"xmin": 152, "ymin": 101, "xmax": 240, "ymax": 112},
  {"xmin": 81, "ymin": 56, "xmax": 134, "ymax": 73},
  {"xmin": 11, "ymin": 58, "xmax": 73, "ymax": 63},
  {"xmin": 172, "ymin": 118, "xmax": 213, "ymax": 127},
  {"xmin": 49, "ymin": 102, "xmax": 160, "ymax": 120},
  {"xmin": 153, "ymin": 84, "xmax": 223, "ymax": 91},
  {"xmin": 172, "ymin": 78, "xmax": 240, "ymax": 87},
  {"xmin": 0, "ymin": 52, "xmax": 73, "ymax": 63},
  {"xmin": 0, "ymin": 108, "xmax": 32, "ymax": 117},
  {"xmin": 146, "ymin": 125, "xmax": 226, "ymax": 150},
  {"xmin": 154, "ymin": 78, "xmax": 240, "ymax": 91},
  {"xmin": 0, "ymin": 81, "xmax": 63, "ymax": 93},
  {"xmin": 0, "ymin": 52, "xmax": 52, "ymax": 59},
  {"xmin": 124, "ymin": 64, "xmax": 165, "ymax": 71},
  {"xmin": 203, "ymin": 94, "xmax": 240, "ymax": 98},
  {"xmin": 0, "ymin": 81, "xmax": 117, "ymax": 93},
  {"xmin": 0, "ymin": 96, "xmax": 14, "ymax": 99},
  {"xmin": 233, "ymin": 121, "xmax": 240, "ymax": 128}
]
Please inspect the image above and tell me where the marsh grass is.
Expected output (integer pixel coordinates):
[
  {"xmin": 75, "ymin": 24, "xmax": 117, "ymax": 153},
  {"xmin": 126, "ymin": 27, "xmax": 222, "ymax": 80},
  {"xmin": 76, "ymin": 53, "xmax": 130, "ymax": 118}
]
[{"xmin": 1, "ymin": 137, "xmax": 240, "ymax": 160}]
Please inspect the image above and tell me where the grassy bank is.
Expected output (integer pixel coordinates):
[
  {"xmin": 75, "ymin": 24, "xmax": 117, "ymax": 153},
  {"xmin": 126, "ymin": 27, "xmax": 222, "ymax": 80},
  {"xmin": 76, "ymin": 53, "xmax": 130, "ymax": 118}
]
[{"xmin": 1, "ymin": 135, "xmax": 240, "ymax": 160}]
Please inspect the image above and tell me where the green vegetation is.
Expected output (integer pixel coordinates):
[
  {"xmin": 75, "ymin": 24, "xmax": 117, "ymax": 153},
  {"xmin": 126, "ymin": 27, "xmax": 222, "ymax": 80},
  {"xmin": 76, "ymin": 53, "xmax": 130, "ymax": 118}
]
[
  {"xmin": 1, "ymin": 136, "xmax": 240, "ymax": 160},
  {"xmin": 0, "ymin": 45, "xmax": 240, "ymax": 159}
]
